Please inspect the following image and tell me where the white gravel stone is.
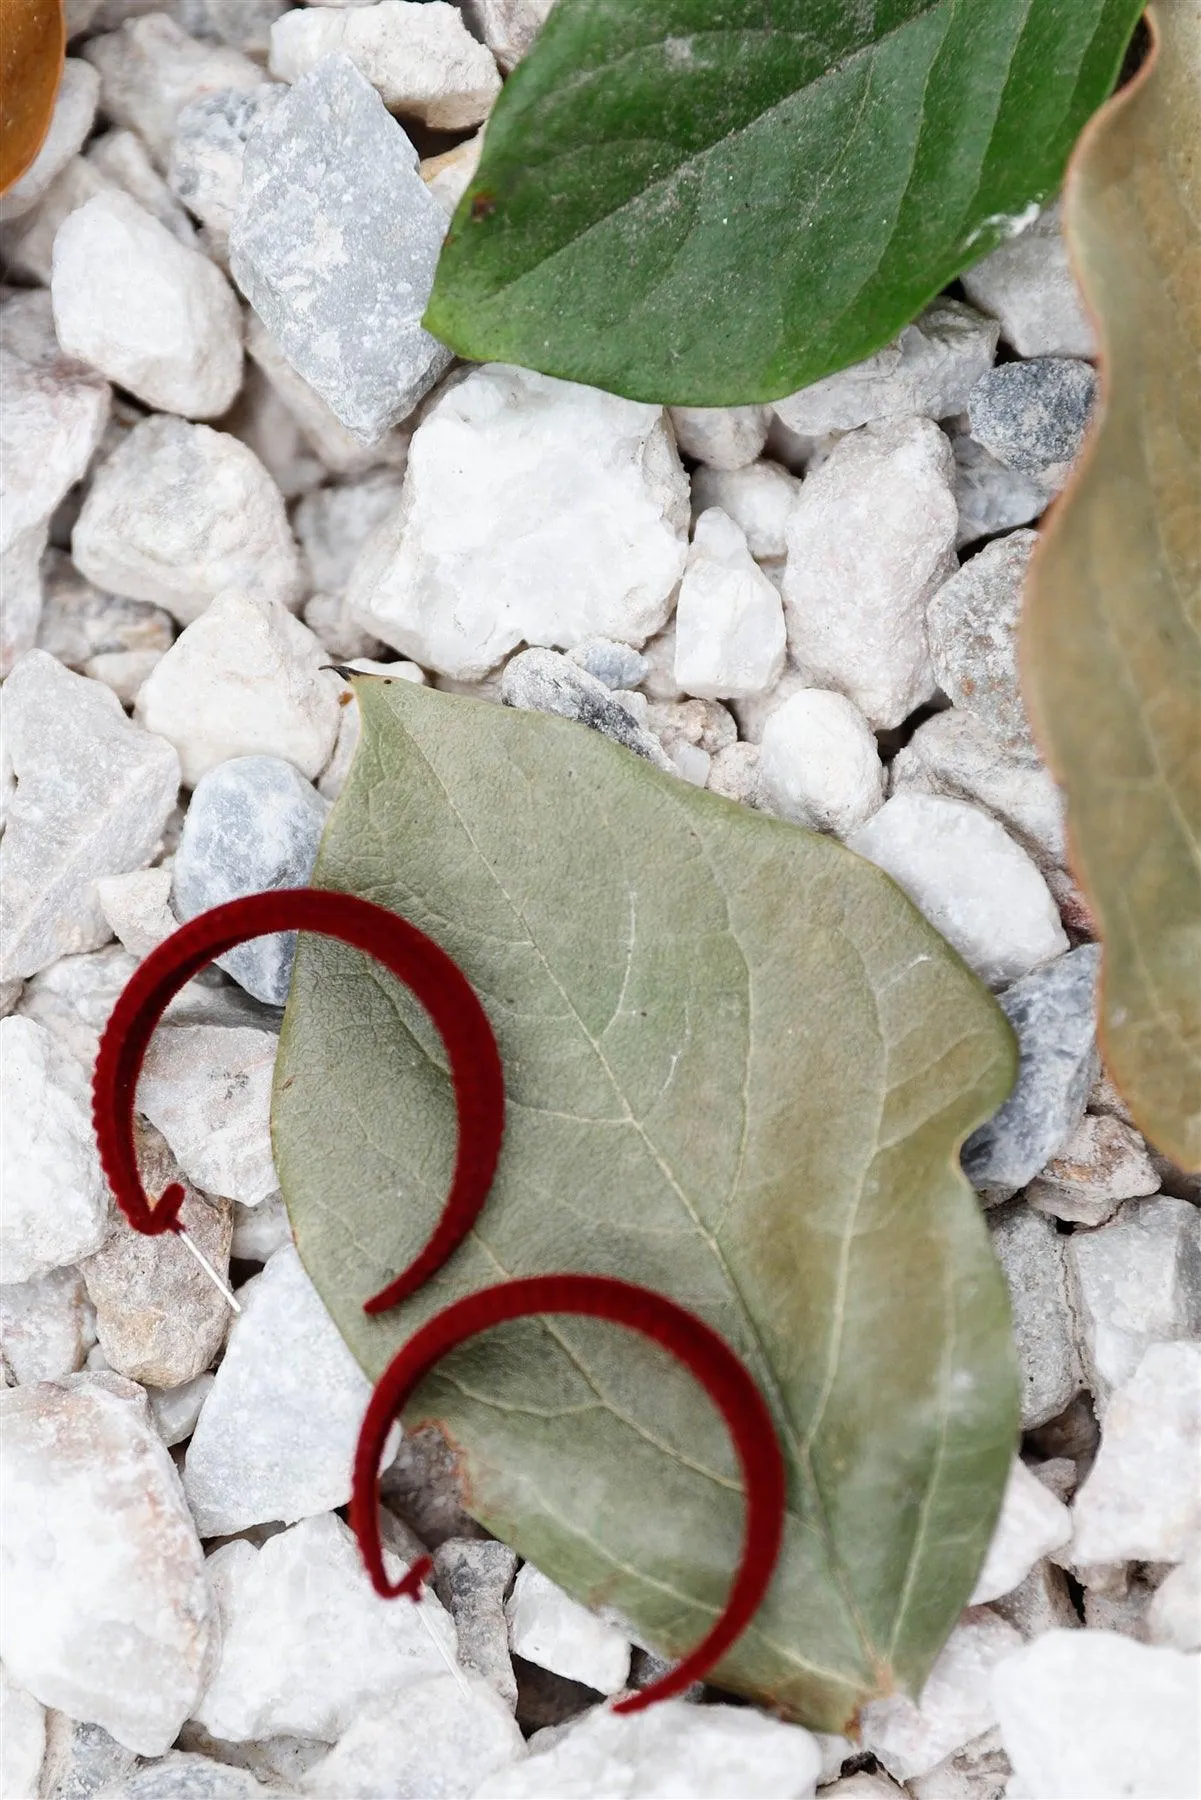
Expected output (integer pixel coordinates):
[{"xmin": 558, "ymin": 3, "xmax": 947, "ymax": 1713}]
[
  {"xmin": 1070, "ymin": 1342, "xmax": 1201, "ymax": 1564},
  {"xmin": 183, "ymin": 1243, "xmax": 390, "ymax": 1534},
  {"xmin": 420, "ymin": 129, "xmax": 484, "ymax": 215},
  {"xmin": 16, "ymin": 943, "xmax": 137, "ymax": 1069},
  {"xmin": 82, "ymin": 15, "xmax": 265, "ymax": 164},
  {"xmin": 927, "ymin": 530, "xmax": 1038, "ymax": 759},
  {"xmin": 668, "ymin": 404, "xmax": 771, "ymax": 470},
  {"xmin": 0, "ymin": 1266, "xmax": 92, "ymax": 1385},
  {"xmin": 0, "ymin": 1373, "xmax": 210, "ymax": 1755},
  {"xmin": 782, "ymin": 418, "xmax": 958, "ymax": 728},
  {"xmin": 37, "ymin": 550, "xmax": 175, "ymax": 681},
  {"xmin": 970, "ymin": 1458, "xmax": 1072, "ymax": 1605},
  {"xmin": 463, "ymin": 0, "xmax": 556, "ymax": 72},
  {"xmin": 222, "ymin": 359, "xmax": 327, "ymax": 499},
  {"xmin": 0, "ymin": 524, "xmax": 49, "ymax": 682},
  {"xmin": 231, "ymin": 1191, "xmax": 292, "ymax": 1262},
  {"xmin": 136, "ymin": 591, "xmax": 340, "ymax": 786},
  {"xmin": 243, "ymin": 311, "xmax": 411, "ymax": 477},
  {"xmin": 729, "ymin": 666, "xmax": 819, "ymax": 744},
  {"xmin": 774, "ymin": 301, "xmax": 999, "ymax": 436},
  {"xmin": 167, "ymin": 86, "xmax": 288, "ymax": 260},
  {"xmin": 0, "ymin": 156, "xmax": 106, "ymax": 286},
  {"xmin": 37, "ymin": 1714, "xmax": 143, "ymax": 1800},
  {"xmin": 230, "ymin": 56, "xmax": 452, "ymax": 443},
  {"xmin": 0, "ymin": 1015, "xmax": 106, "ymax": 1286},
  {"xmin": 690, "ymin": 459, "xmax": 800, "ymax": 561},
  {"xmin": 961, "ymin": 204, "xmax": 1096, "ymax": 361},
  {"xmin": 93, "ymin": 1751, "xmax": 280, "ymax": 1799},
  {"xmin": 96, "ymin": 867, "xmax": 178, "ymax": 959},
  {"xmin": 1146, "ymin": 1549, "xmax": 1201, "ymax": 1653},
  {"xmin": 846, "ymin": 793, "xmax": 1067, "ymax": 987},
  {"xmin": 1, "ymin": 653, "xmax": 179, "ymax": 980},
  {"xmin": 907, "ymin": 1729, "xmax": 1012, "ymax": 1800},
  {"xmin": 858, "ymin": 1609, "xmax": 1022, "ymax": 1783},
  {"xmin": 0, "ymin": 1664, "xmax": 46, "ymax": 1800},
  {"xmin": 824, "ymin": 1780, "xmax": 904, "ymax": 1800},
  {"xmin": 758, "ymin": 688, "xmax": 884, "ymax": 837},
  {"xmin": 52, "ymin": 193, "xmax": 244, "ymax": 419},
  {"xmin": 673, "ymin": 508, "xmax": 786, "ymax": 700},
  {"xmin": 352, "ymin": 364, "xmax": 689, "ymax": 677},
  {"xmin": 299, "ymin": 1673, "xmax": 525, "ymax": 1798},
  {"xmin": 1026, "ymin": 1113, "xmax": 1160, "ymax": 1226},
  {"xmin": 989, "ymin": 1205, "xmax": 1083, "ymax": 1430},
  {"xmin": 474, "ymin": 1697, "xmax": 823, "ymax": 1798},
  {"xmin": 148, "ymin": 1372, "xmax": 215, "ymax": 1448},
  {"xmin": 270, "ymin": 2, "xmax": 500, "ymax": 128},
  {"xmin": 74, "ymin": 417, "xmax": 302, "ymax": 624},
  {"xmin": 950, "ymin": 434, "xmax": 1050, "ymax": 548},
  {"xmin": 889, "ymin": 709, "xmax": 1066, "ymax": 874},
  {"xmin": 991, "ymin": 1629, "xmax": 1199, "ymax": 1798},
  {"xmin": 295, "ymin": 469, "xmax": 405, "ymax": 599},
  {"xmin": 707, "ymin": 740, "xmax": 761, "ymax": 806},
  {"xmin": 505, "ymin": 1565, "xmax": 631, "ymax": 1697},
  {"xmin": 0, "ymin": 60, "xmax": 100, "ymax": 221},
  {"xmin": 192, "ymin": 1512, "xmax": 455, "ymax": 1740},
  {"xmin": 137, "ymin": 1023, "xmax": 279, "ymax": 1205},
  {"xmin": 86, "ymin": 127, "xmax": 200, "ymax": 250},
  {"xmin": 0, "ymin": 292, "xmax": 111, "ymax": 671},
  {"xmin": 1067, "ymin": 1197, "xmax": 1201, "ymax": 1403}
]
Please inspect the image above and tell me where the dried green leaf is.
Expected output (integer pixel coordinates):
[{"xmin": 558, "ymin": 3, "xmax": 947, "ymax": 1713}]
[
  {"xmin": 424, "ymin": 0, "xmax": 1144, "ymax": 404},
  {"xmin": 1022, "ymin": 0, "xmax": 1201, "ymax": 1170},
  {"xmin": 272, "ymin": 681, "xmax": 1019, "ymax": 1729}
]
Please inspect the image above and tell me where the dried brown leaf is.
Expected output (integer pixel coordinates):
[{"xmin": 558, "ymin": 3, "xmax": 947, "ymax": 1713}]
[{"xmin": 0, "ymin": 0, "xmax": 65, "ymax": 196}]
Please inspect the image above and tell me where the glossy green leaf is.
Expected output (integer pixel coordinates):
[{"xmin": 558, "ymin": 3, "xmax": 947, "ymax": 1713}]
[
  {"xmin": 424, "ymin": 0, "xmax": 1145, "ymax": 404},
  {"xmin": 272, "ymin": 681, "xmax": 1019, "ymax": 1729},
  {"xmin": 1022, "ymin": 0, "xmax": 1201, "ymax": 1170}
]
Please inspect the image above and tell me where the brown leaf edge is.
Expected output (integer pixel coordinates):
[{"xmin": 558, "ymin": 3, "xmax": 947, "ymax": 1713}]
[
  {"xmin": 0, "ymin": 0, "xmax": 65, "ymax": 196},
  {"xmin": 1021, "ymin": 0, "xmax": 1201, "ymax": 1170}
]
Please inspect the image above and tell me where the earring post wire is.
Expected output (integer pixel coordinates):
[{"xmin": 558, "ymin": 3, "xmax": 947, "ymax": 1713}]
[{"xmin": 178, "ymin": 1228, "xmax": 242, "ymax": 1312}]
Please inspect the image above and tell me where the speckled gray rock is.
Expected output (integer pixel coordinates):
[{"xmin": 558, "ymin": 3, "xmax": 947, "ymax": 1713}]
[
  {"xmin": 989, "ymin": 1205, "xmax": 1083, "ymax": 1429},
  {"xmin": 962, "ymin": 946, "xmax": 1101, "ymax": 1196},
  {"xmin": 433, "ymin": 1539, "xmax": 519, "ymax": 1711},
  {"xmin": 172, "ymin": 756, "xmax": 329, "ymax": 1005},
  {"xmin": 566, "ymin": 639, "xmax": 649, "ymax": 690},
  {"xmin": 500, "ymin": 648, "xmax": 673, "ymax": 770},
  {"xmin": 950, "ymin": 434, "xmax": 1051, "ymax": 547},
  {"xmin": 167, "ymin": 86, "xmax": 288, "ymax": 259},
  {"xmin": 230, "ymin": 55, "xmax": 452, "ymax": 443},
  {"xmin": 967, "ymin": 359, "xmax": 1097, "ymax": 477},
  {"xmin": 81, "ymin": 17, "xmax": 265, "ymax": 164},
  {"xmin": 81, "ymin": 1122, "xmax": 233, "ymax": 1388},
  {"xmin": 92, "ymin": 1752, "xmax": 275, "ymax": 1799},
  {"xmin": 927, "ymin": 530, "xmax": 1038, "ymax": 759},
  {"xmin": 37, "ymin": 1713, "xmax": 139, "ymax": 1800}
]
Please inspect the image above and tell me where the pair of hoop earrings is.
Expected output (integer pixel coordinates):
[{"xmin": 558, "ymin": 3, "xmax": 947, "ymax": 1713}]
[{"xmin": 92, "ymin": 888, "xmax": 787, "ymax": 1713}]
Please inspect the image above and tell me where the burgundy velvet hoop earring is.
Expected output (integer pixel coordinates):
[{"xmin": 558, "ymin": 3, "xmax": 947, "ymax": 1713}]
[
  {"xmin": 91, "ymin": 888, "xmax": 505, "ymax": 1312},
  {"xmin": 350, "ymin": 1272, "xmax": 787, "ymax": 1712}
]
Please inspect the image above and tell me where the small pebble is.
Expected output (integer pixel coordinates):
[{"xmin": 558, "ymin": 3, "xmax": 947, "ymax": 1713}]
[
  {"xmin": 433, "ymin": 1538, "xmax": 519, "ymax": 1711},
  {"xmin": 668, "ymin": 403, "xmax": 771, "ymax": 471},
  {"xmin": 673, "ymin": 508, "xmax": 786, "ymax": 700},
  {"xmin": 950, "ymin": 433, "xmax": 1051, "ymax": 546},
  {"xmin": 82, "ymin": 15, "xmax": 265, "ymax": 164},
  {"xmin": 297, "ymin": 1674, "xmax": 525, "ymax": 1798},
  {"xmin": 889, "ymin": 708, "xmax": 1065, "ymax": 875},
  {"xmin": 967, "ymin": 358, "xmax": 1097, "ymax": 477},
  {"xmin": 758, "ymin": 688, "xmax": 883, "ymax": 836},
  {"xmin": 0, "ymin": 1265, "xmax": 92, "ymax": 1386},
  {"xmin": 565, "ymin": 638, "xmax": 649, "ymax": 691},
  {"xmin": 0, "ymin": 1373, "xmax": 211, "ymax": 1756},
  {"xmin": 350, "ymin": 362, "xmax": 688, "ymax": 678},
  {"xmin": 846, "ymin": 792, "xmax": 1067, "ymax": 988},
  {"xmin": 138, "ymin": 1022, "xmax": 279, "ymax": 1205},
  {"xmin": 961, "ymin": 203, "xmax": 1096, "ymax": 360},
  {"xmin": 465, "ymin": 0, "xmax": 555, "ymax": 72},
  {"xmin": 926, "ymin": 529, "xmax": 1039, "ymax": 759},
  {"xmin": 182, "ymin": 1243, "xmax": 390, "ymax": 1534},
  {"xmin": 230, "ymin": 55, "xmax": 453, "ymax": 443},
  {"xmin": 167, "ymin": 85, "xmax": 288, "ymax": 259},
  {"xmin": 1066, "ymin": 1198, "xmax": 1201, "ymax": 1404},
  {"xmin": 192, "ymin": 1512, "xmax": 454, "ymax": 1740},
  {"xmin": 0, "ymin": 60, "xmax": 99, "ymax": 221},
  {"xmin": 961, "ymin": 944, "xmax": 1101, "ymax": 1195},
  {"xmin": 36, "ymin": 551, "xmax": 175, "ymax": 681},
  {"xmin": 969, "ymin": 1457, "xmax": 1072, "ymax": 1605},
  {"xmin": 1146, "ymin": 1550, "xmax": 1201, "ymax": 1653},
  {"xmin": 52, "ymin": 192, "xmax": 244, "ymax": 420},
  {"xmin": 859, "ymin": 1609, "xmax": 1022, "ymax": 1783},
  {"xmin": 690, "ymin": 458, "xmax": 800, "ymax": 560},
  {"xmin": 90, "ymin": 1752, "xmax": 277, "ymax": 1799},
  {"xmin": 499, "ymin": 648, "xmax": 673, "ymax": 769},
  {"xmin": 171, "ymin": 755, "xmax": 329, "ymax": 1004},
  {"xmin": 0, "ymin": 1016, "xmax": 109, "ymax": 1285},
  {"xmin": 1025, "ymin": 1113, "xmax": 1160, "ymax": 1226},
  {"xmin": 783, "ymin": 417, "xmax": 958, "ymax": 728},
  {"xmin": 148, "ymin": 1372, "xmax": 216, "ymax": 1449},
  {"xmin": 86, "ymin": 126, "xmax": 199, "ymax": 246},
  {"xmin": 988, "ymin": 1204, "xmax": 1083, "ymax": 1430},
  {"xmin": 136, "ymin": 595, "xmax": 340, "ymax": 788},
  {"xmin": 74, "ymin": 416, "xmax": 303, "ymax": 624},
  {"xmin": 0, "ymin": 1664, "xmax": 45, "ymax": 1800},
  {"xmin": 505, "ymin": 1565, "xmax": 631, "ymax": 1698},
  {"xmin": 38, "ymin": 1713, "xmax": 140, "ymax": 1800},
  {"xmin": 96, "ymin": 867, "xmax": 178, "ymax": 959},
  {"xmin": 269, "ymin": 1, "xmax": 501, "ymax": 129}
]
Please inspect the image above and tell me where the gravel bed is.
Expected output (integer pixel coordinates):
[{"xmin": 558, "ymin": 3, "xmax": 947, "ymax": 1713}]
[{"xmin": 1, "ymin": 6, "xmax": 1199, "ymax": 1799}]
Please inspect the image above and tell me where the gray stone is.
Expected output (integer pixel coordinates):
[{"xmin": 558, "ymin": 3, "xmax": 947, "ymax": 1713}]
[
  {"xmin": 500, "ymin": 648, "xmax": 673, "ymax": 770},
  {"xmin": 0, "ymin": 1265, "xmax": 93, "ymax": 1385},
  {"xmin": 0, "ymin": 1374, "xmax": 210, "ymax": 1755},
  {"xmin": 1066, "ymin": 1197, "xmax": 1201, "ymax": 1403},
  {"xmin": 967, "ymin": 359, "xmax": 1097, "ymax": 477},
  {"xmin": 961, "ymin": 202, "xmax": 1096, "ymax": 361},
  {"xmin": 989, "ymin": 1206, "xmax": 1082, "ymax": 1429},
  {"xmin": 909, "ymin": 1728, "xmax": 1013, "ymax": 1800},
  {"xmin": 950, "ymin": 434, "xmax": 1050, "ymax": 548},
  {"xmin": 0, "ymin": 652, "xmax": 180, "ymax": 981},
  {"xmin": 81, "ymin": 16, "xmax": 265, "ymax": 165},
  {"xmin": 167, "ymin": 86, "xmax": 288, "ymax": 259},
  {"xmin": 433, "ymin": 1539, "xmax": 519, "ymax": 1712},
  {"xmin": 927, "ymin": 531, "xmax": 1038, "ymax": 759},
  {"xmin": 1025, "ymin": 1114, "xmax": 1160, "ymax": 1226},
  {"xmin": 962, "ymin": 946, "xmax": 1100, "ymax": 1195},
  {"xmin": 230, "ymin": 55, "xmax": 452, "ymax": 443},
  {"xmin": 82, "ymin": 1122, "xmax": 233, "ymax": 1388},
  {"xmin": 294, "ymin": 469, "xmax": 405, "ymax": 604},
  {"xmin": 92, "ymin": 1752, "xmax": 274, "ymax": 1799},
  {"xmin": 0, "ymin": 1662, "xmax": 45, "ymax": 1800},
  {"xmin": 991, "ymin": 1559, "xmax": 1081, "ymax": 1642},
  {"xmin": 380, "ymin": 1424, "xmax": 489, "ymax": 1549},
  {"xmin": 565, "ymin": 638, "xmax": 649, "ymax": 691},
  {"xmin": 38, "ymin": 1712, "xmax": 139, "ymax": 1800},
  {"xmin": 172, "ymin": 757, "xmax": 329, "ymax": 1005},
  {"xmin": 242, "ymin": 310, "xmax": 412, "ymax": 479}
]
